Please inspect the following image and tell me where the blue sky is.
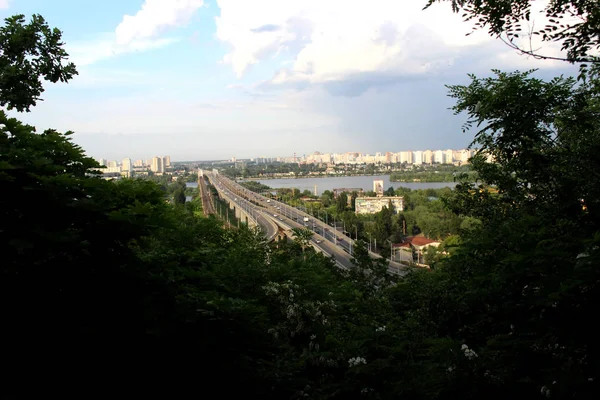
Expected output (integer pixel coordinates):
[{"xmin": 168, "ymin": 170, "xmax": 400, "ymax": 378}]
[{"xmin": 2, "ymin": 0, "xmax": 577, "ymax": 161}]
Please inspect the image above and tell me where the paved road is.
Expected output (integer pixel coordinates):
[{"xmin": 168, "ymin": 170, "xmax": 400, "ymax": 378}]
[
  {"xmin": 209, "ymin": 173, "xmax": 408, "ymax": 275},
  {"xmin": 263, "ymin": 211, "xmax": 356, "ymax": 269},
  {"xmin": 209, "ymin": 173, "xmax": 409, "ymax": 274},
  {"xmin": 207, "ymin": 174, "xmax": 278, "ymax": 241}
]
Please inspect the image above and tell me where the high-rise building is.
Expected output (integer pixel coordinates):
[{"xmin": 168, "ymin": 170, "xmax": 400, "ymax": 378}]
[
  {"xmin": 134, "ymin": 159, "xmax": 144, "ymax": 167},
  {"xmin": 445, "ymin": 149, "xmax": 454, "ymax": 164},
  {"xmin": 97, "ymin": 158, "xmax": 107, "ymax": 166},
  {"xmin": 151, "ymin": 156, "xmax": 163, "ymax": 173},
  {"xmin": 423, "ymin": 150, "xmax": 433, "ymax": 164},
  {"xmin": 107, "ymin": 160, "xmax": 118, "ymax": 168},
  {"xmin": 412, "ymin": 151, "xmax": 423, "ymax": 165},
  {"xmin": 400, "ymin": 151, "xmax": 413, "ymax": 164},
  {"xmin": 164, "ymin": 155, "xmax": 171, "ymax": 167},
  {"xmin": 434, "ymin": 150, "xmax": 445, "ymax": 164},
  {"xmin": 121, "ymin": 158, "xmax": 132, "ymax": 172}
]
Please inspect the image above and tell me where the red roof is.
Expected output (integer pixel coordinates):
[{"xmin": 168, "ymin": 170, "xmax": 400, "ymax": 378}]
[
  {"xmin": 392, "ymin": 236, "xmax": 440, "ymax": 248},
  {"xmin": 406, "ymin": 236, "xmax": 438, "ymax": 246}
]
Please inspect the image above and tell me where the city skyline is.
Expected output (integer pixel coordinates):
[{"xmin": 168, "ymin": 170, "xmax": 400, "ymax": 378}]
[
  {"xmin": 97, "ymin": 147, "xmax": 474, "ymax": 164},
  {"xmin": 4, "ymin": 0, "xmax": 577, "ymax": 160}
]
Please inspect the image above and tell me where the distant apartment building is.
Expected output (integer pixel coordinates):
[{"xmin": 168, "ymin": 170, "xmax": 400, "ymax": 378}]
[
  {"xmin": 151, "ymin": 156, "xmax": 164, "ymax": 173},
  {"xmin": 412, "ymin": 151, "xmax": 423, "ymax": 165},
  {"xmin": 164, "ymin": 155, "xmax": 171, "ymax": 167},
  {"xmin": 355, "ymin": 196, "xmax": 404, "ymax": 215},
  {"xmin": 373, "ymin": 180, "xmax": 384, "ymax": 196},
  {"xmin": 423, "ymin": 150, "xmax": 433, "ymax": 164},
  {"xmin": 121, "ymin": 158, "xmax": 132, "ymax": 172},
  {"xmin": 97, "ymin": 158, "xmax": 107, "ymax": 166},
  {"xmin": 400, "ymin": 151, "xmax": 413, "ymax": 164},
  {"xmin": 434, "ymin": 150, "xmax": 445, "ymax": 164},
  {"xmin": 445, "ymin": 149, "xmax": 454, "ymax": 164},
  {"xmin": 460, "ymin": 149, "xmax": 474, "ymax": 163},
  {"xmin": 107, "ymin": 160, "xmax": 118, "ymax": 168},
  {"xmin": 134, "ymin": 159, "xmax": 144, "ymax": 167},
  {"xmin": 121, "ymin": 158, "xmax": 132, "ymax": 177}
]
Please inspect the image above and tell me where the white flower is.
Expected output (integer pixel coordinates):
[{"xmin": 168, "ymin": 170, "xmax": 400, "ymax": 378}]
[
  {"xmin": 461, "ymin": 344, "xmax": 478, "ymax": 360},
  {"xmin": 310, "ymin": 334, "xmax": 316, "ymax": 340},
  {"xmin": 348, "ymin": 357, "xmax": 367, "ymax": 367},
  {"xmin": 376, "ymin": 325, "xmax": 386, "ymax": 332},
  {"xmin": 541, "ymin": 386, "xmax": 551, "ymax": 398}
]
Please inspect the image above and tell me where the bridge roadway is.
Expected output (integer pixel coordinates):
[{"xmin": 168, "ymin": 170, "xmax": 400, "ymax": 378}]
[
  {"xmin": 209, "ymin": 173, "xmax": 407, "ymax": 275},
  {"xmin": 209, "ymin": 176, "xmax": 279, "ymax": 242},
  {"xmin": 198, "ymin": 175, "xmax": 215, "ymax": 215}
]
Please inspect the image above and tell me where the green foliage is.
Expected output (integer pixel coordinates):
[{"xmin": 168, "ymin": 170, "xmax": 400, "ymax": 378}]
[
  {"xmin": 0, "ymin": 14, "xmax": 77, "ymax": 112},
  {"xmin": 390, "ymin": 164, "xmax": 477, "ymax": 182},
  {"xmin": 240, "ymin": 180, "xmax": 272, "ymax": 193},
  {"xmin": 4, "ymin": 7, "xmax": 600, "ymax": 399},
  {"xmin": 291, "ymin": 227, "xmax": 313, "ymax": 251},
  {"xmin": 427, "ymin": 0, "xmax": 600, "ymax": 64}
]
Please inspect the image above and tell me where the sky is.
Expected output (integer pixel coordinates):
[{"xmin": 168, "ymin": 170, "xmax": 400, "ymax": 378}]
[{"xmin": 2, "ymin": 0, "xmax": 578, "ymax": 161}]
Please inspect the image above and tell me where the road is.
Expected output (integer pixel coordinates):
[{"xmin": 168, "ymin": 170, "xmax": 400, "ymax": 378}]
[
  {"xmin": 208, "ymin": 172, "xmax": 407, "ymax": 275},
  {"xmin": 207, "ymin": 175, "xmax": 279, "ymax": 242}
]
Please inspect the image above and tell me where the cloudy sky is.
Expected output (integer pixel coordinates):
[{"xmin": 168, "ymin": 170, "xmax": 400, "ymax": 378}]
[{"xmin": 3, "ymin": 0, "xmax": 576, "ymax": 161}]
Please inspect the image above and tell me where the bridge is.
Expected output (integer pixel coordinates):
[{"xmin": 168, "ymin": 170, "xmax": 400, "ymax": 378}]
[
  {"xmin": 206, "ymin": 171, "xmax": 408, "ymax": 275},
  {"xmin": 205, "ymin": 173, "xmax": 279, "ymax": 242}
]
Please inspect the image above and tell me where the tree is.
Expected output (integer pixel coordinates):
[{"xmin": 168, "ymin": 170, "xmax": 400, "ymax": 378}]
[
  {"xmin": 173, "ymin": 187, "xmax": 186, "ymax": 205},
  {"xmin": 336, "ymin": 192, "xmax": 348, "ymax": 213},
  {"xmin": 419, "ymin": 66, "xmax": 600, "ymax": 397},
  {"xmin": 0, "ymin": 14, "xmax": 77, "ymax": 112},
  {"xmin": 426, "ymin": 0, "xmax": 600, "ymax": 65},
  {"xmin": 291, "ymin": 227, "xmax": 313, "ymax": 251}
]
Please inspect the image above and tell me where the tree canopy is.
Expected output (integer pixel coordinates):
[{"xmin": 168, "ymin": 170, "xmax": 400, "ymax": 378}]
[
  {"xmin": 427, "ymin": 0, "xmax": 600, "ymax": 64},
  {"xmin": 0, "ymin": 14, "xmax": 77, "ymax": 112}
]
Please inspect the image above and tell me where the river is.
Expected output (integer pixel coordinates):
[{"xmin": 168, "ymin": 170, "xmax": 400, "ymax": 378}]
[{"xmin": 251, "ymin": 175, "xmax": 457, "ymax": 195}]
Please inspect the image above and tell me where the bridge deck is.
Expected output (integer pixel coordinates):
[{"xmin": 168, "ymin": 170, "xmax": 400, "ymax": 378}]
[{"xmin": 198, "ymin": 176, "xmax": 215, "ymax": 215}]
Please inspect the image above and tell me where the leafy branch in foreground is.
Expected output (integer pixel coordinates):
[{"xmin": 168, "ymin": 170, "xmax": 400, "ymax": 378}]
[{"xmin": 0, "ymin": 14, "xmax": 77, "ymax": 112}]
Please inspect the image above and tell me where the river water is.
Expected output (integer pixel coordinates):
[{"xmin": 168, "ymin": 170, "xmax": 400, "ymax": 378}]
[{"xmin": 252, "ymin": 175, "xmax": 457, "ymax": 195}]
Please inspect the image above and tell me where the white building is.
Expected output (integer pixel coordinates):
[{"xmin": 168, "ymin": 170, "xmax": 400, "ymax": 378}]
[
  {"xmin": 423, "ymin": 150, "xmax": 433, "ymax": 164},
  {"xmin": 151, "ymin": 156, "xmax": 164, "ymax": 173},
  {"xmin": 121, "ymin": 158, "xmax": 132, "ymax": 172},
  {"xmin": 355, "ymin": 197, "xmax": 404, "ymax": 214},
  {"xmin": 412, "ymin": 151, "xmax": 423, "ymax": 165},
  {"xmin": 400, "ymin": 151, "xmax": 413, "ymax": 164},
  {"xmin": 445, "ymin": 149, "xmax": 454, "ymax": 164}
]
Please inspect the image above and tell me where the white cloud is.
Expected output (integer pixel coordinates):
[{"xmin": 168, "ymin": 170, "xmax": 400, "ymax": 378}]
[
  {"xmin": 216, "ymin": 0, "xmax": 570, "ymax": 86},
  {"xmin": 0, "ymin": 0, "xmax": 9, "ymax": 10},
  {"xmin": 66, "ymin": 0, "xmax": 204, "ymax": 66},
  {"xmin": 115, "ymin": 0, "xmax": 204, "ymax": 45},
  {"xmin": 67, "ymin": 33, "xmax": 178, "ymax": 66},
  {"xmin": 216, "ymin": 0, "xmax": 489, "ymax": 80}
]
